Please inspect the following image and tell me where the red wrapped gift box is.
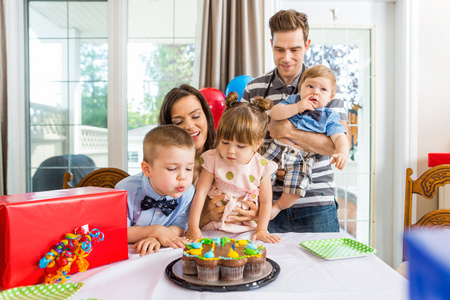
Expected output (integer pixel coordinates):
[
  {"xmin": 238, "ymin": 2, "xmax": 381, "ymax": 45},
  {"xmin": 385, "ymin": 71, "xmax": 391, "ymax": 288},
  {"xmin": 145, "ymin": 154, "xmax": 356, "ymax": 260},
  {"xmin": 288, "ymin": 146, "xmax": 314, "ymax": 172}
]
[
  {"xmin": 0, "ymin": 187, "xmax": 128, "ymax": 290},
  {"xmin": 428, "ymin": 153, "xmax": 450, "ymax": 167}
]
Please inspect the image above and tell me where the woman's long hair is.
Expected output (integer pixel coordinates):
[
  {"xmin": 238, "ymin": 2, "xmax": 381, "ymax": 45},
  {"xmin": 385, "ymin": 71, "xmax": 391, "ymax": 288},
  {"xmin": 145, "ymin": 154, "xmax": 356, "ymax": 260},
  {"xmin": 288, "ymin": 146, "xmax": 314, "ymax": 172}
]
[{"xmin": 159, "ymin": 84, "xmax": 216, "ymax": 152}]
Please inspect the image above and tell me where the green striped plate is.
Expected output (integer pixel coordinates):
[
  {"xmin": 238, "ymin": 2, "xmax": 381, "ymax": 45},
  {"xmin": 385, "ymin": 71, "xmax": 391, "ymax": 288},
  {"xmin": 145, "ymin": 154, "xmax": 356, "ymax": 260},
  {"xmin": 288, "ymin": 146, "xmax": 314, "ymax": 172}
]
[
  {"xmin": 300, "ymin": 238, "xmax": 376, "ymax": 260},
  {"xmin": 0, "ymin": 283, "xmax": 85, "ymax": 300}
]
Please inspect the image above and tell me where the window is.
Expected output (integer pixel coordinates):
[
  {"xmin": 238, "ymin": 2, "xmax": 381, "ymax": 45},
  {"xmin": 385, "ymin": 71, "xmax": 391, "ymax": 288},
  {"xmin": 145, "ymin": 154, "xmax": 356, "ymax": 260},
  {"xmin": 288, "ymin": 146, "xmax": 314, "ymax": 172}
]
[
  {"xmin": 127, "ymin": 0, "xmax": 200, "ymax": 175},
  {"xmin": 127, "ymin": 152, "xmax": 139, "ymax": 163},
  {"xmin": 304, "ymin": 28, "xmax": 372, "ymax": 243},
  {"xmin": 28, "ymin": 1, "xmax": 108, "ymax": 192},
  {"xmin": 27, "ymin": 0, "xmax": 202, "ymax": 191}
]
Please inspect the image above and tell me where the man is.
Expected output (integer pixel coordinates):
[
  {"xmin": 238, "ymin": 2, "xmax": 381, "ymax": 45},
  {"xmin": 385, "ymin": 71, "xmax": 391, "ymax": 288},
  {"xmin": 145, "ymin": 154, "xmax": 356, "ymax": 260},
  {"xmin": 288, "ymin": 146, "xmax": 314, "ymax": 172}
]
[{"xmin": 241, "ymin": 9, "xmax": 349, "ymax": 233}]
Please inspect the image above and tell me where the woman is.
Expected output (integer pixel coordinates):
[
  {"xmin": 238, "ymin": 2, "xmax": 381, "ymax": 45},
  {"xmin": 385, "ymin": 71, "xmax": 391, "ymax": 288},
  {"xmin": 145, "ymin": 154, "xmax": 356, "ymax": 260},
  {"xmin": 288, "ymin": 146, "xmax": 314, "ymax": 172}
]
[
  {"xmin": 159, "ymin": 84, "xmax": 257, "ymax": 227},
  {"xmin": 159, "ymin": 84, "xmax": 215, "ymax": 182}
]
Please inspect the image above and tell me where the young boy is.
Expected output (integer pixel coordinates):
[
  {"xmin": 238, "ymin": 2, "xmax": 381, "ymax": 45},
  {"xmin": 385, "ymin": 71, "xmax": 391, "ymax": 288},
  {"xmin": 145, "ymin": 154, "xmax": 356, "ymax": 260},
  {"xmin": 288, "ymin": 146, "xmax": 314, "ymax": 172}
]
[
  {"xmin": 116, "ymin": 125, "xmax": 196, "ymax": 256},
  {"xmin": 263, "ymin": 65, "xmax": 349, "ymax": 219}
]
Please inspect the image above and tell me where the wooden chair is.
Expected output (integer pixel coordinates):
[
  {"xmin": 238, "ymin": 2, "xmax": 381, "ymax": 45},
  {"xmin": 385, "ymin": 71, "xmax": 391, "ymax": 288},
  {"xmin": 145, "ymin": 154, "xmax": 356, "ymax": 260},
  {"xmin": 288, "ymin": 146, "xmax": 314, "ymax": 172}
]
[
  {"xmin": 404, "ymin": 165, "xmax": 450, "ymax": 231},
  {"xmin": 63, "ymin": 167, "xmax": 130, "ymax": 189},
  {"xmin": 400, "ymin": 164, "xmax": 450, "ymax": 274}
]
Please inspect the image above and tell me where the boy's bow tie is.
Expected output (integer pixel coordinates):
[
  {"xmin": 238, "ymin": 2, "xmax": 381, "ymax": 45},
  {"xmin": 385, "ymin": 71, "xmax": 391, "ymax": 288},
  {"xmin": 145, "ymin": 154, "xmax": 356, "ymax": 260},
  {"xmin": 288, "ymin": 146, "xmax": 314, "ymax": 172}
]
[{"xmin": 141, "ymin": 196, "xmax": 178, "ymax": 216}]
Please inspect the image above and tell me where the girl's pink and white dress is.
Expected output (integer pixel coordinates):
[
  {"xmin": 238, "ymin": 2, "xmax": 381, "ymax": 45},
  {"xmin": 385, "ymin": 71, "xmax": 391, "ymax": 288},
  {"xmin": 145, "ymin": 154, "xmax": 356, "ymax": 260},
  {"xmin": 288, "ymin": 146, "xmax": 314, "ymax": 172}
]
[{"xmin": 200, "ymin": 149, "xmax": 277, "ymax": 233}]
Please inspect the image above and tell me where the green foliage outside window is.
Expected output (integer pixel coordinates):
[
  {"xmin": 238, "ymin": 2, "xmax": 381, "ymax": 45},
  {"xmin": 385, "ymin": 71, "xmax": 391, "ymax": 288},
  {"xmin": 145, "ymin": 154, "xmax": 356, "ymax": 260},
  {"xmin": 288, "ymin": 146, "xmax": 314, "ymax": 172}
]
[
  {"xmin": 80, "ymin": 43, "xmax": 108, "ymax": 128},
  {"xmin": 79, "ymin": 42, "xmax": 195, "ymax": 130},
  {"xmin": 127, "ymin": 43, "xmax": 195, "ymax": 129}
]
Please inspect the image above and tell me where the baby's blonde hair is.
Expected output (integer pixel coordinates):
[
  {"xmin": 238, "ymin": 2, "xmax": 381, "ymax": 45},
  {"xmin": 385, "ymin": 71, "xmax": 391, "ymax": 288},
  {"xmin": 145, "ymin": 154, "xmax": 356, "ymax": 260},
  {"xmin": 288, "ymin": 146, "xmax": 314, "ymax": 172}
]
[
  {"xmin": 298, "ymin": 65, "xmax": 337, "ymax": 99},
  {"xmin": 216, "ymin": 91, "xmax": 273, "ymax": 149}
]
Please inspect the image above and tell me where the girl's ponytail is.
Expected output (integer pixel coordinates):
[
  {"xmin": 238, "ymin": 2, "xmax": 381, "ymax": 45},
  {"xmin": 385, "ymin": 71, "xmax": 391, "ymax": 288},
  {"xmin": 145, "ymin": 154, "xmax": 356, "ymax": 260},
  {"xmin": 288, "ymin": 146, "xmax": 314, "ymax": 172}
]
[{"xmin": 253, "ymin": 96, "xmax": 274, "ymax": 112}]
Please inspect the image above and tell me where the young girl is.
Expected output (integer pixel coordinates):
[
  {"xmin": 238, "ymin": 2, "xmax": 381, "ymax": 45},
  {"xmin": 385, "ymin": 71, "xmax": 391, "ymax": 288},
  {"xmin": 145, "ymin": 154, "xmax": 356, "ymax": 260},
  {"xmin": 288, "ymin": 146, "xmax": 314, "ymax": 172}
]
[{"xmin": 186, "ymin": 92, "xmax": 281, "ymax": 243}]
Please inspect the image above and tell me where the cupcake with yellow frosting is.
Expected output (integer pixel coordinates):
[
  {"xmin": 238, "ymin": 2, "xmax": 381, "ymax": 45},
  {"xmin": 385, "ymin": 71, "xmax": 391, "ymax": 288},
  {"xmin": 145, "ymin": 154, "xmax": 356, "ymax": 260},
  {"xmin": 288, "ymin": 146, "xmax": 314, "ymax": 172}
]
[
  {"xmin": 243, "ymin": 243, "xmax": 267, "ymax": 277},
  {"xmin": 219, "ymin": 246, "xmax": 248, "ymax": 281},
  {"xmin": 182, "ymin": 237, "xmax": 266, "ymax": 282},
  {"xmin": 181, "ymin": 241, "xmax": 203, "ymax": 275}
]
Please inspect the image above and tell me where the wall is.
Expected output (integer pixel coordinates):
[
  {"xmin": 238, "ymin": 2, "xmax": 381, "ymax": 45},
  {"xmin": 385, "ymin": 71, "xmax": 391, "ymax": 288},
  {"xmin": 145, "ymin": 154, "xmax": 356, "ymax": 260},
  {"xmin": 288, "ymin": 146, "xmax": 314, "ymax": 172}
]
[{"xmin": 416, "ymin": 0, "xmax": 450, "ymax": 217}]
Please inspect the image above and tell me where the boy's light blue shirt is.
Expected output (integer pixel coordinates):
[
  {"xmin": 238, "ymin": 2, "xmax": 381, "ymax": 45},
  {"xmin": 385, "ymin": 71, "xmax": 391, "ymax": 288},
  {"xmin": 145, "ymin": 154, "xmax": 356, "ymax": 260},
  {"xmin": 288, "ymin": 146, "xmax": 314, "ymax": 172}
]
[
  {"xmin": 115, "ymin": 172, "xmax": 194, "ymax": 230},
  {"xmin": 280, "ymin": 94, "xmax": 346, "ymax": 136}
]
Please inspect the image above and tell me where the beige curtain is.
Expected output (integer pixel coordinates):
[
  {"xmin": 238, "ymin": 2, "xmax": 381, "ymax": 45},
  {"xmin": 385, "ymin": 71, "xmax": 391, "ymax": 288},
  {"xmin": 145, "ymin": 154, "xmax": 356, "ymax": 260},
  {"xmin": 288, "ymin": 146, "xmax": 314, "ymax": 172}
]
[
  {"xmin": 0, "ymin": 0, "xmax": 7, "ymax": 195},
  {"xmin": 199, "ymin": 0, "xmax": 264, "ymax": 92}
]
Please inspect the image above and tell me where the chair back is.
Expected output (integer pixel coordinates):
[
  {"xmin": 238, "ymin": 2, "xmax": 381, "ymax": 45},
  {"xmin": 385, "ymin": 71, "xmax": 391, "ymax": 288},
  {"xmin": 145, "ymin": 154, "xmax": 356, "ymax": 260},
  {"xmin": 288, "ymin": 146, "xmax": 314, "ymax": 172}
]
[
  {"xmin": 32, "ymin": 154, "xmax": 96, "ymax": 192},
  {"xmin": 63, "ymin": 167, "xmax": 130, "ymax": 189},
  {"xmin": 404, "ymin": 165, "xmax": 450, "ymax": 231}
]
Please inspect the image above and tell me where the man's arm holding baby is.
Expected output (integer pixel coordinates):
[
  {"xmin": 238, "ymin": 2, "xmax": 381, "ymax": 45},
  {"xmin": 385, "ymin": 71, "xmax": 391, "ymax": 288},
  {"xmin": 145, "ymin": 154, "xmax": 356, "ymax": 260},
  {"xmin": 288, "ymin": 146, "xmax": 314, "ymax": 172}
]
[{"xmin": 269, "ymin": 119, "xmax": 350, "ymax": 156}]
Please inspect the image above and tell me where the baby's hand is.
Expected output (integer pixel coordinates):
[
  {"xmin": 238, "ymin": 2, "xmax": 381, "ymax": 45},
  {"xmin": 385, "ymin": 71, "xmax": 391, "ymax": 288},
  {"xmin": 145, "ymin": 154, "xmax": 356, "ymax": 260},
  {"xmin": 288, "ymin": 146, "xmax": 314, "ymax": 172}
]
[
  {"xmin": 131, "ymin": 237, "xmax": 161, "ymax": 256},
  {"xmin": 331, "ymin": 152, "xmax": 348, "ymax": 170},
  {"xmin": 296, "ymin": 96, "xmax": 316, "ymax": 113},
  {"xmin": 251, "ymin": 230, "xmax": 281, "ymax": 244},
  {"xmin": 185, "ymin": 227, "xmax": 202, "ymax": 243}
]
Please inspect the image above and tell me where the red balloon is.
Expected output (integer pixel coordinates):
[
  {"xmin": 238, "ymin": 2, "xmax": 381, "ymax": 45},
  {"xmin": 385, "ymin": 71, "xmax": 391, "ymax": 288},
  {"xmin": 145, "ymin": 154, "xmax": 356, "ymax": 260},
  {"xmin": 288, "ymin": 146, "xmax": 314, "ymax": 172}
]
[{"xmin": 200, "ymin": 87, "xmax": 226, "ymax": 130}]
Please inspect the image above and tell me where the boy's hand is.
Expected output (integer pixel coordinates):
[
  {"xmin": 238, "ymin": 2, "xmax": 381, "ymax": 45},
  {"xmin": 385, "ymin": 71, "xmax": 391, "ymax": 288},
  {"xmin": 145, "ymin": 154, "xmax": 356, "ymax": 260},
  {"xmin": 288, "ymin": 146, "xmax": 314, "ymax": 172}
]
[
  {"xmin": 251, "ymin": 230, "xmax": 281, "ymax": 244},
  {"xmin": 330, "ymin": 152, "xmax": 348, "ymax": 170},
  {"xmin": 131, "ymin": 237, "xmax": 161, "ymax": 256},
  {"xmin": 185, "ymin": 227, "xmax": 202, "ymax": 243},
  {"xmin": 158, "ymin": 235, "xmax": 187, "ymax": 249}
]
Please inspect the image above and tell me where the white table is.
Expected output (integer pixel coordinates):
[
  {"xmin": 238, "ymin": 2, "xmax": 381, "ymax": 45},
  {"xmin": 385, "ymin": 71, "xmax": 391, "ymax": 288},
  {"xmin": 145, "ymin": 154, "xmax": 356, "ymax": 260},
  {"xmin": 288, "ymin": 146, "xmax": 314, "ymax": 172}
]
[{"xmin": 70, "ymin": 231, "xmax": 408, "ymax": 300}]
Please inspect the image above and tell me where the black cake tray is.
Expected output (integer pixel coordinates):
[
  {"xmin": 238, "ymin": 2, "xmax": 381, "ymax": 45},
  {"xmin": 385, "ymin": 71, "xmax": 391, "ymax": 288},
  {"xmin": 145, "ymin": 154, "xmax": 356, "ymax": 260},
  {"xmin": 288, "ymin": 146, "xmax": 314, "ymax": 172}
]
[{"xmin": 165, "ymin": 257, "xmax": 280, "ymax": 292}]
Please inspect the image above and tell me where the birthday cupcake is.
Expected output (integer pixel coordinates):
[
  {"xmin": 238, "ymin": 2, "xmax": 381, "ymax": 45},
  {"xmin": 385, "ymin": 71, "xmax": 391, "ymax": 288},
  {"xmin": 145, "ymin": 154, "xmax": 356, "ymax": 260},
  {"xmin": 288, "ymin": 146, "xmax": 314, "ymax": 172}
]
[
  {"xmin": 220, "ymin": 257, "xmax": 248, "ymax": 281},
  {"xmin": 195, "ymin": 258, "xmax": 220, "ymax": 281},
  {"xmin": 181, "ymin": 237, "xmax": 266, "ymax": 282},
  {"xmin": 181, "ymin": 256, "xmax": 197, "ymax": 275},
  {"xmin": 243, "ymin": 243, "xmax": 267, "ymax": 277},
  {"xmin": 181, "ymin": 241, "xmax": 203, "ymax": 275}
]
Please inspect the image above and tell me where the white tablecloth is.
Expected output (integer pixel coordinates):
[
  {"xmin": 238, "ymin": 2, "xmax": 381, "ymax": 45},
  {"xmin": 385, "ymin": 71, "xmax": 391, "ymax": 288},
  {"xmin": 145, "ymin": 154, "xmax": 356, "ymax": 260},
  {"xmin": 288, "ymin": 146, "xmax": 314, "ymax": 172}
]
[{"xmin": 70, "ymin": 231, "xmax": 408, "ymax": 300}]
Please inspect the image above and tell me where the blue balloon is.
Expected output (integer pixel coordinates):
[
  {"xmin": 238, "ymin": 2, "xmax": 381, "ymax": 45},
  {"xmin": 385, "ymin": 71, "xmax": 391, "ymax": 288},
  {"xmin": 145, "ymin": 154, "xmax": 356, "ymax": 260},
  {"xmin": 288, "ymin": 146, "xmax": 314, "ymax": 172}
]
[{"xmin": 225, "ymin": 75, "xmax": 254, "ymax": 101}]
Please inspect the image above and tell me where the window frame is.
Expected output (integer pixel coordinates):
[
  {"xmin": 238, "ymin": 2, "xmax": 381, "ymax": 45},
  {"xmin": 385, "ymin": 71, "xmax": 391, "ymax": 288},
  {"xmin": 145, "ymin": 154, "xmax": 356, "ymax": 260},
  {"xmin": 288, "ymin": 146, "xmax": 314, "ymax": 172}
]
[{"xmin": 107, "ymin": 0, "xmax": 128, "ymax": 170}]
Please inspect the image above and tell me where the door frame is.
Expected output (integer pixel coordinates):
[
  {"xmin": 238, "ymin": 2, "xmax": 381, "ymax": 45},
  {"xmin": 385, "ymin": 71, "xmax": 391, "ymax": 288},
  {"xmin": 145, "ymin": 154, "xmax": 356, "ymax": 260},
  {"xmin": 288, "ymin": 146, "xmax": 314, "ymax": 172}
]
[{"xmin": 264, "ymin": 0, "xmax": 417, "ymax": 268}]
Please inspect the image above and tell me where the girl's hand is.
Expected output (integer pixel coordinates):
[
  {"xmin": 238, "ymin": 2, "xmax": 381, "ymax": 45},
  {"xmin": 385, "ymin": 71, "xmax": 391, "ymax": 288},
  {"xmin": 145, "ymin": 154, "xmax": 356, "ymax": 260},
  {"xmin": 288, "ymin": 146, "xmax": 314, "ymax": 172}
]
[
  {"xmin": 251, "ymin": 230, "xmax": 281, "ymax": 244},
  {"xmin": 131, "ymin": 237, "xmax": 161, "ymax": 256},
  {"xmin": 185, "ymin": 227, "xmax": 202, "ymax": 242},
  {"xmin": 331, "ymin": 152, "xmax": 348, "ymax": 170}
]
